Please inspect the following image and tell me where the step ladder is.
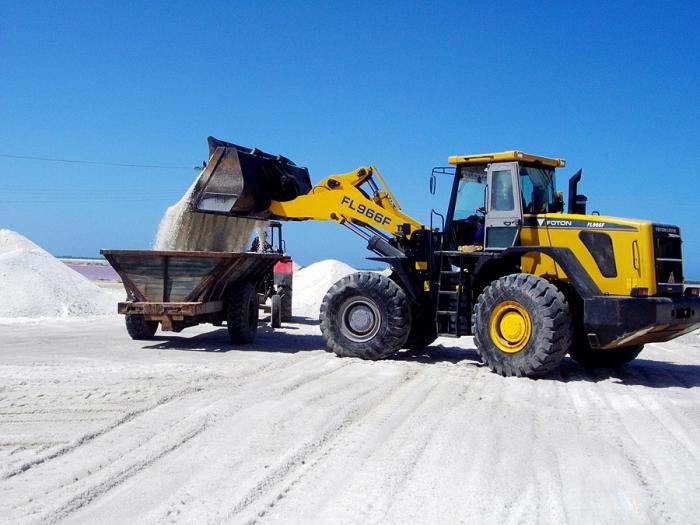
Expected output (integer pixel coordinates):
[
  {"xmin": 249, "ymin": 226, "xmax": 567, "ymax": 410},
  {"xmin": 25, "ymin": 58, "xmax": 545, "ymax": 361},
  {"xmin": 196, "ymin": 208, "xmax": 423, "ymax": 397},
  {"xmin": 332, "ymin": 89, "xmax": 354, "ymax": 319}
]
[{"xmin": 435, "ymin": 263, "xmax": 471, "ymax": 337}]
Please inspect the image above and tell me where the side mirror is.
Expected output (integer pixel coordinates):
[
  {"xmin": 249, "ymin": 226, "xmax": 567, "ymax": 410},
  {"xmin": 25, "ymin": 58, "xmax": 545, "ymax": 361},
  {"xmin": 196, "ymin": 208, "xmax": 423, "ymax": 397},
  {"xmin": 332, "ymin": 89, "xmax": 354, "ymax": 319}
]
[{"xmin": 429, "ymin": 174, "xmax": 436, "ymax": 195}]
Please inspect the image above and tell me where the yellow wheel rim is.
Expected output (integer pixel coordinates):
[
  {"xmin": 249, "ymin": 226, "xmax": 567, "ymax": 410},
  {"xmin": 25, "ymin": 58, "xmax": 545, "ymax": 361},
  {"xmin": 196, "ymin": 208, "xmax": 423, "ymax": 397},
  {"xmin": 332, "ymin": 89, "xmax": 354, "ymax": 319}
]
[{"xmin": 489, "ymin": 301, "xmax": 532, "ymax": 353}]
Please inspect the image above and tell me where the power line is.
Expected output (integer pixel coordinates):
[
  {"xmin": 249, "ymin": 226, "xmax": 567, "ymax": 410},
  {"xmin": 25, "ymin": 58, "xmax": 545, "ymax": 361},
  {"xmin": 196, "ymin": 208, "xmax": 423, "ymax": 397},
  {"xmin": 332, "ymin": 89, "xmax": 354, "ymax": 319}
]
[
  {"xmin": 0, "ymin": 189, "xmax": 184, "ymax": 196},
  {"xmin": 0, "ymin": 153, "xmax": 199, "ymax": 170},
  {"xmin": 0, "ymin": 196, "xmax": 183, "ymax": 204}
]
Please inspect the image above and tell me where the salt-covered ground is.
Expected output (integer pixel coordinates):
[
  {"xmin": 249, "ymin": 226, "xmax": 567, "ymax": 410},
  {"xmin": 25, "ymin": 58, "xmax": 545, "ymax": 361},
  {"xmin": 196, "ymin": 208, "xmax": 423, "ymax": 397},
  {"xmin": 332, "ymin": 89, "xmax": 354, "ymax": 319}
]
[
  {"xmin": 1, "ymin": 229, "xmax": 700, "ymax": 523},
  {"xmin": 1, "ymin": 315, "xmax": 699, "ymax": 524}
]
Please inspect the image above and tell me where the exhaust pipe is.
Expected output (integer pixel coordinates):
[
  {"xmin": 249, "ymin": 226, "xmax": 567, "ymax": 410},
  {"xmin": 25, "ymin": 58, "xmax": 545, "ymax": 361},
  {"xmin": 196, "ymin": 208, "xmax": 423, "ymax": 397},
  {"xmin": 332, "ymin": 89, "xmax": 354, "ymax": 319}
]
[{"xmin": 567, "ymin": 169, "xmax": 582, "ymax": 213}]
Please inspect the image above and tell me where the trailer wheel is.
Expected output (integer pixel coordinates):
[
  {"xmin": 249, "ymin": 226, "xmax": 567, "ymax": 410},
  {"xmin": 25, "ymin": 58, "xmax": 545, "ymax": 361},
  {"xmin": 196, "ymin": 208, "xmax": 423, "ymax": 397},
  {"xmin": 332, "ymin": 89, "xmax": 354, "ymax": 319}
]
[
  {"xmin": 569, "ymin": 343, "xmax": 644, "ymax": 368},
  {"xmin": 473, "ymin": 273, "xmax": 572, "ymax": 377},
  {"xmin": 278, "ymin": 284, "xmax": 293, "ymax": 321},
  {"xmin": 125, "ymin": 315, "xmax": 158, "ymax": 340},
  {"xmin": 320, "ymin": 272, "xmax": 411, "ymax": 360},
  {"xmin": 271, "ymin": 294, "xmax": 282, "ymax": 328},
  {"xmin": 227, "ymin": 281, "xmax": 259, "ymax": 344}
]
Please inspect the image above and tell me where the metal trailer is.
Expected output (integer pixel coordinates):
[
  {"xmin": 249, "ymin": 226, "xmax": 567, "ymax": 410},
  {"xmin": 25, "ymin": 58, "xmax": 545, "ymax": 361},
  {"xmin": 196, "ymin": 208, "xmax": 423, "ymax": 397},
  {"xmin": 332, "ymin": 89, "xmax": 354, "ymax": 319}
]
[{"xmin": 101, "ymin": 249, "xmax": 285, "ymax": 342}]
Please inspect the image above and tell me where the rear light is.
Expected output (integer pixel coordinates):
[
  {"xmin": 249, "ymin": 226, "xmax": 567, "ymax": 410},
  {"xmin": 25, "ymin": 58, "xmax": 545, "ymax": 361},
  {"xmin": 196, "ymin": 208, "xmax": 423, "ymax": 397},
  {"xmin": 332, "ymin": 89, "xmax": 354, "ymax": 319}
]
[
  {"xmin": 273, "ymin": 259, "xmax": 293, "ymax": 274},
  {"xmin": 631, "ymin": 287, "xmax": 649, "ymax": 297},
  {"xmin": 686, "ymin": 287, "xmax": 700, "ymax": 297}
]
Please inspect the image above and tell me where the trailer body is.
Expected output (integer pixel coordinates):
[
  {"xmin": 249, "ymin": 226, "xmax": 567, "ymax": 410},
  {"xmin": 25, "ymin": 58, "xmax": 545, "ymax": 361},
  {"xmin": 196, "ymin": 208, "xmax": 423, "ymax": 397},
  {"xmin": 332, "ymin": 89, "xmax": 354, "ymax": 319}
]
[{"xmin": 101, "ymin": 249, "xmax": 283, "ymax": 338}]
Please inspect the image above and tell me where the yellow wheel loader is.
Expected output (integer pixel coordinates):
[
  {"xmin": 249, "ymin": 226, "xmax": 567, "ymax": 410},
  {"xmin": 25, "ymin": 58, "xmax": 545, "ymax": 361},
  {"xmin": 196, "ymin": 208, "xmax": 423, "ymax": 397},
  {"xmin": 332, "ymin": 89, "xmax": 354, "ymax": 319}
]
[{"xmin": 191, "ymin": 137, "xmax": 700, "ymax": 376}]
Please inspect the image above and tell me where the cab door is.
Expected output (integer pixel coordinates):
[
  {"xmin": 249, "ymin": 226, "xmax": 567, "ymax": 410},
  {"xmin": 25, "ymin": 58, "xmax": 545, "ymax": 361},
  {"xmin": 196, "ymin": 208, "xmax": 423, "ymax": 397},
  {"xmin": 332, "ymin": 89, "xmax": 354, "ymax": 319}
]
[{"xmin": 484, "ymin": 162, "xmax": 522, "ymax": 249}]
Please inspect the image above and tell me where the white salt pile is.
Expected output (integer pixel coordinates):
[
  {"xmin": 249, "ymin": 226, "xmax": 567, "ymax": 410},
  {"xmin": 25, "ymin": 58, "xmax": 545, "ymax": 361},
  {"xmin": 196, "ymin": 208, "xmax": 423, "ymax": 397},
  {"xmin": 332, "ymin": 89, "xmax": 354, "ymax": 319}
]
[
  {"xmin": 0, "ymin": 229, "xmax": 43, "ymax": 253},
  {"xmin": 0, "ymin": 229, "xmax": 114, "ymax": 319},
  {"xmin": 677, "ymin": 328, "xmax": 700, "ymax": 348},
  {"xmin": 154, "ymin": 178, "xmax": 265, "ymax": 252},
  {"xmin": 292, "ymin": 259, "xmax": 356, "ymax": 319}
]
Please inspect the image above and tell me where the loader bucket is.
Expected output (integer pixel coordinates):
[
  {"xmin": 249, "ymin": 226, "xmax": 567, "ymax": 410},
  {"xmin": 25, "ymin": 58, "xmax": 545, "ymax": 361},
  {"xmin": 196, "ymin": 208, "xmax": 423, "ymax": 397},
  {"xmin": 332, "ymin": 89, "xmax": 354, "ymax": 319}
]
[{"xmin": 190, "ymin": 136, "xmax": 312, "ymax": 218}]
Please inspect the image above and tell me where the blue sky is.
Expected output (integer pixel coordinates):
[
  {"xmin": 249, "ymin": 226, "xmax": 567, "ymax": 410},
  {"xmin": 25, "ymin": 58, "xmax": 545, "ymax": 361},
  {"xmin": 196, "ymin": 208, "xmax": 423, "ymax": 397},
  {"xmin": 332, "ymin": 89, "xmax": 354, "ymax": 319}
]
[{"xmin": 1, "ymin": 1, "xmax": 699, "ymax": 276}]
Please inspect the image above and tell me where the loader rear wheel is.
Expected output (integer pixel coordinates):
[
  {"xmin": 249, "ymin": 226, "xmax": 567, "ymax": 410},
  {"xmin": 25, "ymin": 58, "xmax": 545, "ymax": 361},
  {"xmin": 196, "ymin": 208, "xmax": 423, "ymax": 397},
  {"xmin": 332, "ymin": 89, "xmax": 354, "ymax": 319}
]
[
  {"xmin": 125, "ymin": 315, "xmax": 158, "ymax": 340},
  {"xmin": 473, "ymin": 273, "xmax": 572, "ymax": 377},
  {"xmin": 227, "ymin": 281, "xmax": 259, "ymax": 344},
  {"xmin": 320, "ymin": 272, "xmax": 411, "ymax": 360},
  {"xmin": 569, "ymin": 343, "xmax": 644, "ymax": 368}
]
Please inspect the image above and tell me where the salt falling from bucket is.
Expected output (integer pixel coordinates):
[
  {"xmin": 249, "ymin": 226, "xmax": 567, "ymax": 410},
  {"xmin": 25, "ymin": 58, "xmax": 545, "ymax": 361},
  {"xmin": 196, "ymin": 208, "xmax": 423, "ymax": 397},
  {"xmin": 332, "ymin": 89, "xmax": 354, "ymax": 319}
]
[{"xmin": 154, "ymin": 174, "xmax": 266, "ymax": 252}]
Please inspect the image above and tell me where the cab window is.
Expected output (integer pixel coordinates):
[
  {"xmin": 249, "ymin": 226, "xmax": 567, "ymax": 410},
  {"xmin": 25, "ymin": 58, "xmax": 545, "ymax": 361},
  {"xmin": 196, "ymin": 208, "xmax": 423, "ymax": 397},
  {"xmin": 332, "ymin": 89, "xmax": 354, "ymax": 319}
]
[
  {"xmin": 520, "ymin": 165, "xmax": 556, "ymax": 213},
  {"xmin": 454, "ymin": 165, "xmax": 486, "ymax": 220},
  {"xmin": 491, "ymin": 170, "xmax": 515, "ymax": 211}
]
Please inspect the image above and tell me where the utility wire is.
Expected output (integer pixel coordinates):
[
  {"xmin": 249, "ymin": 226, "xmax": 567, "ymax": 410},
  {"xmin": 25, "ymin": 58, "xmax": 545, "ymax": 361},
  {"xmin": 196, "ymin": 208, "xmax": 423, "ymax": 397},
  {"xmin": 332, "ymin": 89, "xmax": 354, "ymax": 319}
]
[
  {"xmin": 0, "ymin": 153, "xmax": 199, "ymax": 170},
  {"xmin": 0, "ymin": 189, "xmax": 184, "ymax": 195}
]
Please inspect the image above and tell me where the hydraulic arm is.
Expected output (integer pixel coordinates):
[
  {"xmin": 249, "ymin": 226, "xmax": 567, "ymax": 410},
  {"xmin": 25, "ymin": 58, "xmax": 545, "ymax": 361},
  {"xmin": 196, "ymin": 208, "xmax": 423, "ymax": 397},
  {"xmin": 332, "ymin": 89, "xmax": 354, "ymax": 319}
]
[
  {"xmin": 189, "ymin": 137, "xmax": 425, "ymax": 257},
  {"xmin": 268, "ymin": 165, "xmax": 424, "ymax": 241}
]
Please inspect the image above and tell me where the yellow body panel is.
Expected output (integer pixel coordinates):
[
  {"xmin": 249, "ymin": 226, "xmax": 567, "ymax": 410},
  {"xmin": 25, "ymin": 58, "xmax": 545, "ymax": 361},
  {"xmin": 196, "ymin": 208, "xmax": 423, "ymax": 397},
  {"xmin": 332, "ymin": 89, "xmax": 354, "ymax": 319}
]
[
  {"xmin": 268, "ymin": 160, "xmax": 658, "ymax": 298},
  {"xmin": 519, "ymin": 213, "xmax": 657, "ymax": 296},
  {"xmin": 268, "ymin": 166, "xmax": 424, "ymax": 238},
  {"xmin": 448, "ymin": 151, "xmax": 566, "ymax": 168}
]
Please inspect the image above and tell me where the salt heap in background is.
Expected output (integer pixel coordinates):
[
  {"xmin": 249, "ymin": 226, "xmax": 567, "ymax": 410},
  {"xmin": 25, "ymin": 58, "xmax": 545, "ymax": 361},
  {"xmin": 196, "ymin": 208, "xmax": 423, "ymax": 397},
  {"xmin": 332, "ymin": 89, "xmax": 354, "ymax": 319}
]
[
  {"xmin": 154, "ymin": 179, "xmax": 265, "ymax": 252},
  {"xmin": 0, "ymin": 229, "xmax": 114, "ymax": 319},
  {"xmin": 292, "ymin": 259, "xmax": 356, "ymax": 319}
]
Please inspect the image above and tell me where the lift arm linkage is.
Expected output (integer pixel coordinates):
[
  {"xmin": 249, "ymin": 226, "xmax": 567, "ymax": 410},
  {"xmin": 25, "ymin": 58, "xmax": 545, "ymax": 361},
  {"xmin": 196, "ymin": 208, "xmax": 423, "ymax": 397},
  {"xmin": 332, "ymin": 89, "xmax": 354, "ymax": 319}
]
[{"xmin": 267, "ymin": 166, "xmax": 424, "ymax": 240}]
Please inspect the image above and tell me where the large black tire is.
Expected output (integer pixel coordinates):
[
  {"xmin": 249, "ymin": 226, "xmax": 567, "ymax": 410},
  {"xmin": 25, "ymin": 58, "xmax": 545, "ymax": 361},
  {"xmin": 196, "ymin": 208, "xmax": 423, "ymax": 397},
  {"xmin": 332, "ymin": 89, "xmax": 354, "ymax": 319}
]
[
  {"xmin": 125, "ymin": 315, "xmax": 158, "ymax": 340},
  {"xmin": 473, "ymin": 273, "xmax": 573, "ymax": 377},
  {"xmin": 569, "ymin": 343, "xmax": 644, "ymax": 368},
  {"xmin": 388, "ymin": 272, "xmax": 437, "ymax": 350},
  {"xmin": 271, "ymin": 294, "xmax": 282, "ymax": 328},
  {"xmin": 278, "ymin": 284, "xmax": 293, "ymax": 321},
  {"xmin": 320, "ymin": 272, "xmax": 411, "ymax": 360},
  {"xmin": 404, "ymin": 303, "xmax": 438, "ymax": 350},
  {"xmin": 227, "ymin": 281, "xmax": 259, "ymax": 344}
]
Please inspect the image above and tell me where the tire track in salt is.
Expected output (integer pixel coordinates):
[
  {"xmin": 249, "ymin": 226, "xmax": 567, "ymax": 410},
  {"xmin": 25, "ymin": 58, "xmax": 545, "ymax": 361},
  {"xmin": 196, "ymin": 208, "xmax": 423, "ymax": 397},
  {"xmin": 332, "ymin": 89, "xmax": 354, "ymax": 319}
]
[
  {"xmin": 562, "ymin": 371, "xmax": 674, "ymax": 524},
  {"xmin": 132, "ymin": 363, "xmax": 370, "ymax": 524},
  {"xmin": 2, "ymin": 354, "xmax": 304, "ymax": 481},
  {"xmin": 599, "ymin": 374, "xmax": 699, "ymax": 523},
  {"xmin": 31, "ymin": 355, "xmax": 358, "ymax": 523},
  {"xmin": 238, "ymin": 365, "xmax": 481, "ymax": 525},
  {"xmin": 215, "ymin": 366, "xmax": 423, "ymax": 524},
  {"xmin": 2, "ymin": 355, "xmax": 319, "ymax": 520},
  {"xmin": 2, "ymin": 379, "xmax": 216, "ymax": 481},
  {"xmin": 40, "ymin": 416, "xmax": 211, "ymax": 525}
]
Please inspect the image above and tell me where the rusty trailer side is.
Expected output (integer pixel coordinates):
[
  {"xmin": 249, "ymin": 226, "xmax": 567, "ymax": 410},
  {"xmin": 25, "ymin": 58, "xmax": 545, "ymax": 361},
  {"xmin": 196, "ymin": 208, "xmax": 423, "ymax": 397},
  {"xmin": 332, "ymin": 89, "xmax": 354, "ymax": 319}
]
[{"xmin": 101, "ymin": 249, "xmax": 282, "ymax": 336}]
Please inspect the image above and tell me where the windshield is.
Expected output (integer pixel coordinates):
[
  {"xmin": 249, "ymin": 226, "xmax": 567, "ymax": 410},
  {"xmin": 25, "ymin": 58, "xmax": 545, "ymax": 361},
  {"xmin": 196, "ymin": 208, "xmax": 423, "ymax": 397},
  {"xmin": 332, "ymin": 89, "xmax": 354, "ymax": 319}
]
[
  {"xmin": 519, "ymin": 165, "xmax": 556, "ymax": 213},
  {"xmin": 454, "ymin": 165, "xmax": 487, "ymax": 220}
]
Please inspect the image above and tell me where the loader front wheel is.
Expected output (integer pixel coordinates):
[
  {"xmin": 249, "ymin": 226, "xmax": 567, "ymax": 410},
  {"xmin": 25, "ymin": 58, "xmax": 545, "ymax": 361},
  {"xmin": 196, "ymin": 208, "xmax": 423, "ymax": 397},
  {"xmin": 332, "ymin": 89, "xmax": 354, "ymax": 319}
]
[
  {"xmin": 320, "ymin": 272, "xmax": 411, "ymax": 360},
  {"xmin": 569, "ymin": 343, "xmax": 643, "ymax": 368},
  {"xmin": 388, "ymin": 272, "xmax": 436, "ymax": 350},
  {"xmin": 125, "ymin": 315, "xmax": 158, "ymax": 340},
  {"xmin": 473, "ymin": 274, "xmax": 572, "ymax": 377},
  {"xmin": 404, "ymin": 304, "xmax": 438, "ymax": 350},
  {"xmin": 227, "ymin": 281, "xmax": 259, "ymax": 344}
]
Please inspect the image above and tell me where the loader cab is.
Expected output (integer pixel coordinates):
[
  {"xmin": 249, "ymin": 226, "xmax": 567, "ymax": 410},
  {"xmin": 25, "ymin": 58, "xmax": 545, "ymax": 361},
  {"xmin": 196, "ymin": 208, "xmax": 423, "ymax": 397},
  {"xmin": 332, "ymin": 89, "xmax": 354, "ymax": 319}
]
[{"xmin": 443, "ymin": 151, "xmax": 565, "ymax": 251}]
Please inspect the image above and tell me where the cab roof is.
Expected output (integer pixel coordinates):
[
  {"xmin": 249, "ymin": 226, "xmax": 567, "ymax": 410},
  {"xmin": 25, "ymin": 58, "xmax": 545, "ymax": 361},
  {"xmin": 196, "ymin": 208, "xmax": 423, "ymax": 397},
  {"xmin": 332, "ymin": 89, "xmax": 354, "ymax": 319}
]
[{"xmin": 448, "ymin": 150, "xmax": 566, "ymax": 168}]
